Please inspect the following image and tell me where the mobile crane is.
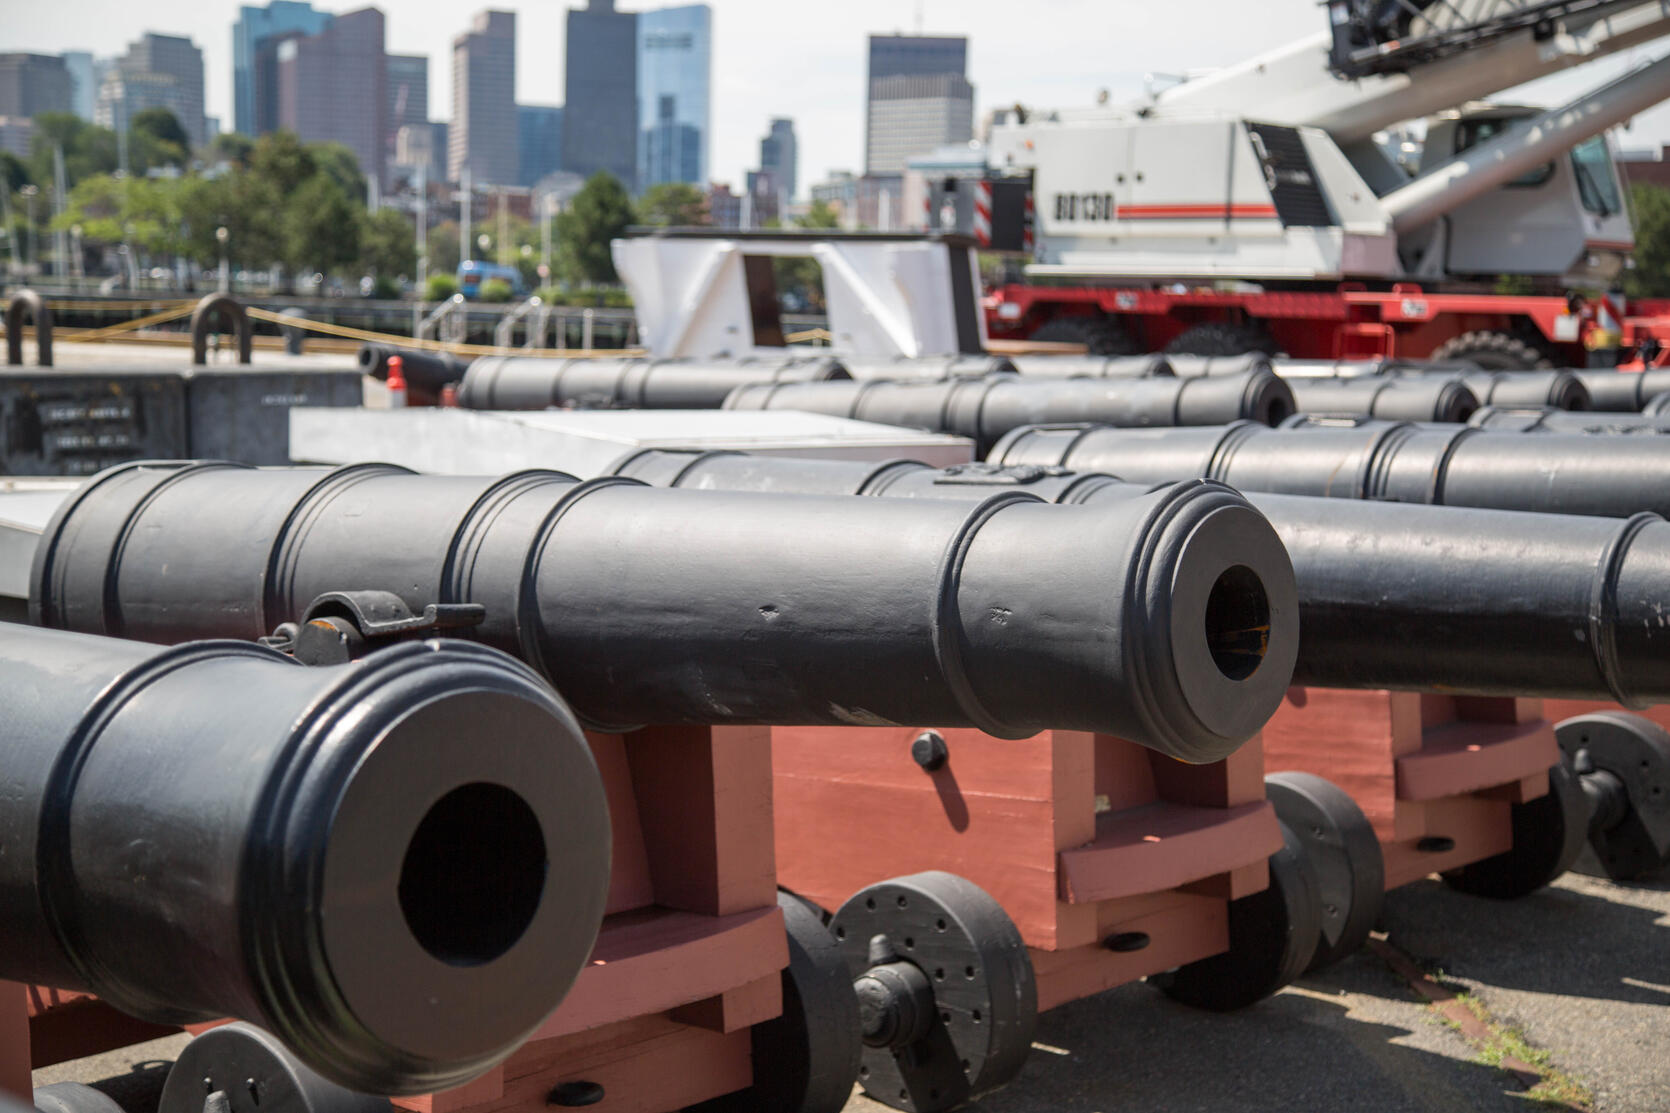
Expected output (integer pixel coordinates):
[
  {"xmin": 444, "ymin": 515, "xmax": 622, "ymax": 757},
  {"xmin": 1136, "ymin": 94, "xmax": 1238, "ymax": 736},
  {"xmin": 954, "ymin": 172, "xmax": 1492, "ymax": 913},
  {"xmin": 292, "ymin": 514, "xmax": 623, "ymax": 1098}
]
[{"xmin": 975, "ymin": 0, "xmax": 1670, "ymax": 366}]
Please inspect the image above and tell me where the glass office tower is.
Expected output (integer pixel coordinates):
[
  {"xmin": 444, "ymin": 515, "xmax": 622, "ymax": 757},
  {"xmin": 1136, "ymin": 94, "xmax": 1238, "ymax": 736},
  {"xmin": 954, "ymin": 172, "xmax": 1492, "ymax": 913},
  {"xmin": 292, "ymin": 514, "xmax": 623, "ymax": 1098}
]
[{"xmin": 636, "ymin": 4, "xmax": 710, "ymax": 189}]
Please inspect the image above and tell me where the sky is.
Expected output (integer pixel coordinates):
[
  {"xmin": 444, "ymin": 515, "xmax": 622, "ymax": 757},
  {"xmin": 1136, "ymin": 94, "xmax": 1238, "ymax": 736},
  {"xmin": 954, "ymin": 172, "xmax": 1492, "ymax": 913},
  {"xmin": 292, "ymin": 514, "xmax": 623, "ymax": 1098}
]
[{"xmin": 10, "ymin": 0, "xmax": 1670, "ymax": 191}]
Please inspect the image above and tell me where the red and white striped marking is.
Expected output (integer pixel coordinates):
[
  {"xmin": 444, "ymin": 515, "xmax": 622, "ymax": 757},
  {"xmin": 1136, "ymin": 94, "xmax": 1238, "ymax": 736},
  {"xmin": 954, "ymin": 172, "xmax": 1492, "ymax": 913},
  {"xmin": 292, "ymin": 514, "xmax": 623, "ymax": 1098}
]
[
  {"xmin": 1600, "ymin": 290, "xmax": 1626, "ymax": 333},
  {"xmin": 973, "ymin": 180, "xmax": 993, "ymax": 247}
]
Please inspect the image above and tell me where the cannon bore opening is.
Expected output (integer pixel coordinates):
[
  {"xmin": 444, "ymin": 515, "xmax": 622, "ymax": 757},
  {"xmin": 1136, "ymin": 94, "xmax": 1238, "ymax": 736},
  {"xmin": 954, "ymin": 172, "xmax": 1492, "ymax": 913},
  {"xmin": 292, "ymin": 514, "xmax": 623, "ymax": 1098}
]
[
  {"xmin": 1204, "ymin": 564, "xmax": 1270, "ymax": 681},
  {"xmin": 398, "ymin": 781, "xmax": 548, "ymax": 967}
]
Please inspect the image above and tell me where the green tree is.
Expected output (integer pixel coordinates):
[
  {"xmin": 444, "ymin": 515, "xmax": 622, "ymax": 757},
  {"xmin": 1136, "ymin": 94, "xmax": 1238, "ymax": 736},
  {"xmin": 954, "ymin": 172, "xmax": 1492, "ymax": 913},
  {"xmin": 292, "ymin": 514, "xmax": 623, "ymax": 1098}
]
[
  {"xmin": 424, "ymin": 273, "xmax": 458, "ymax": 300},
  {"xmin": 360, "ymin": 207, "xmax": 416, "ymax": 279},
  {"xmin": 478, "ymin": 277, "xmax": 514, "ymax": 302},
  {"xmin": 797, "ymin": 199, "xmax": 839, "ymax": 230},
  {"xmin": 636, "ymin": 182, "xmax": 707, "ymax": 228},
  {"xmin": 207, "ymin": 131, "xmax": 256, "ymax": 169},
  {"xmin": 131, "ymin": 108, "xmax": 190, "ymax": 157},
  {"xmin": 28, "ymin": 113, "xmax": 118, "ymax": 187},
  {"xmin": 54, "ymin": 173, "xmax": 186, "ymax": 258},
  {"xmin": 310, "ymin": 141, "xmax": 367, "ymax": 203},
  {"xmin": 554, "ymin": 172, "xmax": 633, "ymax": 284},
  {"xmin": 249, "ymin": 130, "xmax": 317, "ymax": 196},
  {"xmin": 1625, "ymin": 183, "xmax": 1670, "ymax": 297},
  {"xmin": 280, "ymin": 174, "xmax": 360, "ymax": 279},
  {"xmin": 178, "ymin": 172, "xmax": 282, "ymax": 269},
  {"xmin": 0, "ymin": 151, "xmax": 30, "ymax": 192},
  {"xmin": 428, "ymin": 220, "xmax": 461, "ymax": 274}
]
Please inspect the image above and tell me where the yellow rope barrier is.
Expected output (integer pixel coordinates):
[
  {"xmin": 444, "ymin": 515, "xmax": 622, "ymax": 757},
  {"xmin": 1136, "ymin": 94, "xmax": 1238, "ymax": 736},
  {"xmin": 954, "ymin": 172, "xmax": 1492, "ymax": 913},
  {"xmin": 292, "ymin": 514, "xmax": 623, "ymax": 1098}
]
[
  {"xmin": 69, "ymin": 303, "xmax": 198, "ymax": 340},
  {"xmin": 243, "ymin": 306, "xmax": 647, "ymax": 359}
]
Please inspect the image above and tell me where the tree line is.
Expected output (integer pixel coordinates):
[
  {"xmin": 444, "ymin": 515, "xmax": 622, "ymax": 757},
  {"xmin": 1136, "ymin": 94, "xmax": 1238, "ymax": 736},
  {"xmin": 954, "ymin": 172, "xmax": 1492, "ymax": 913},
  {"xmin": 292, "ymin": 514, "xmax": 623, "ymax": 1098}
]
[{"xmin": 3, "ymin": 111, "xmax": 842, "ymax": 302}]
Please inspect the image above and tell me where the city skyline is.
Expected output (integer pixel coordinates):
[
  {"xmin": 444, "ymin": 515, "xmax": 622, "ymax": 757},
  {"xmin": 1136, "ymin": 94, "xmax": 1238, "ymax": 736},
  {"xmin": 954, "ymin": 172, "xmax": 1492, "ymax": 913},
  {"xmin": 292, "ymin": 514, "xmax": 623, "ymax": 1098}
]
[{"xmin": 11, "ymin": 0, "xmax": 1670, "ymax": 193}]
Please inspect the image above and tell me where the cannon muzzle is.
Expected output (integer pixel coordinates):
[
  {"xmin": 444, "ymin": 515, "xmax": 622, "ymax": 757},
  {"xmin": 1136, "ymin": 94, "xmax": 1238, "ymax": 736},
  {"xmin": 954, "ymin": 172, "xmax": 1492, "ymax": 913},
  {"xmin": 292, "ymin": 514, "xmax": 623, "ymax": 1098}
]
[{"xmin": 0, "ymin": 626, "xmax": 610, "ymax": 1094}]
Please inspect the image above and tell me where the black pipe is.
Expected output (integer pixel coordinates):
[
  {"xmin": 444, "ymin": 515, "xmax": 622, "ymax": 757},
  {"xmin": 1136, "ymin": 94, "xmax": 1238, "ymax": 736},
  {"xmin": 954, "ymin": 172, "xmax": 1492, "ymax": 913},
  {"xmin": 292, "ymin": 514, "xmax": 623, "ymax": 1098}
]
[
  {"xmin": 358, "ymin": 344, "xmax": 471, "ymax": 400},
  {"xmin": 1468, "ymin": 406, "xmax": 1670, "ymax": 433},
  {"xmin": 614, "ymin": 450, "xmax": 1670, "ymax": 705},
  {"xmin": 457, "ymin": 355, "xmax": 850, "ymax": 410},
  {"xmin": 29, "ymin": 460, "xmax": 1298, "ymax": 764},
  {"xmin": 0, "ymin": 624, "xmax": 610, "ymax": 1094},
  {"xmin": 723, "ymin": 370, "xmax": 1295, "ymax": 452},
  {"xmin": 1287, "ymin": 377, "xmax": 1479, "ymax": 423}
]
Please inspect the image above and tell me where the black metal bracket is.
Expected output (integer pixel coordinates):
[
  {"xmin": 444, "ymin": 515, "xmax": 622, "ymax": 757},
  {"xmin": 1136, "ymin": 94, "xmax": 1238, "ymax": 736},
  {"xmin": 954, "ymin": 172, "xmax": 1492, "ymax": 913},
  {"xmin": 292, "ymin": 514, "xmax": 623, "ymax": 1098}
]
[{"xmin": 262, "ymin": 591, "xmax": 487, "ymax": 666}]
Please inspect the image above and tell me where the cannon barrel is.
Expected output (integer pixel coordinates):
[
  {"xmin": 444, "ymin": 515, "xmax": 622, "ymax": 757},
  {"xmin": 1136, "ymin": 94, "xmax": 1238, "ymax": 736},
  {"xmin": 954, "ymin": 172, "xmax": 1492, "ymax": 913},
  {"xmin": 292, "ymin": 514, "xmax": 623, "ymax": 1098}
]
[
  {"xmin": 1287, "ymin": 377, "xmax": 1479, "ymax": 423},
  {"xmin": 613, "ymin": 449, "xmax": 1670, "ymax": 705},
  {"xmin": 1162, "ymin": 353, "xmax": 1273, "ymax": 377},
  {"xmin": 357, "ymin": 344, "xmax": 471, "ymax": 398},
  {"xmin": 29, "ymin": 460, "xmax": 1297, "ymax": 763},
  {"xmin": 1572, "ymin": 369, "xmax": 1670, "ymax": 412},
  {"xmin": 1008, "ymin": 354, "xmax": 1175, "ymax": 379},
  {"xmin": 723, "ymin": 370, "xmax": 1295, "ymax": 452},
  {"xmin": 990, "ymin": 420, "xmax": 1670, "ymax": 519},
  {"xmin": 1401, "ymin": 369, "xmax": 1591, "ymax": 410},
  {"xmin": 456, "ymin": 354, "xmax": 849, "ymax": 410},
  {"xmin": 0, "ymin": 626, "xmax": 610, "ymax": 1094},
  {"xmin": 1268, "ymin": 358, "xmax": 1476, "ymax": 379},
  {"xmin": 838, "ymin": 354, "xmax": 1016, "ymax": 380},
  {"xmin": 1468, "ymin": 406, "xmax": 1670, "ymax": 434}
]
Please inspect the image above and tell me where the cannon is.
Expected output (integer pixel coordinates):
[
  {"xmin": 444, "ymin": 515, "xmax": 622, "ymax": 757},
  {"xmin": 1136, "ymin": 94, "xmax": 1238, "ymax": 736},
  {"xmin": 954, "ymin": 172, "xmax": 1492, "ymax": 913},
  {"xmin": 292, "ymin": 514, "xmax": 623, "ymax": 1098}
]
[
  {"xmin": 1286, "ymin": 376, "xmax": 1479, "ymax": 422},
  {"xmin": 357, "ymin": 344, "xmax": 471, "ymax": 404},
  {"xmin": 990, "ymin": 419, "xmax": 1670, "ymax": 519},
  {"xmin": 1467, "ymin": 405, "xmax": 1670, "ymax": 433},
  {"xmin": 1572, "ymin": 369, "xmax": 1670, "ymax": 411},
  {"xmin": 612, "ymin": 449, "xmax": 1670, "ymax": 706},
  {"xmin": 1401, "ymin": 368, "xmax": 1591, "ymax": 410},
  {"xmin": 29, "ymin": 460, "xmax": 1297, "ymax": 764},
  {"xmin": 456, "ymin": 354, "xmax": 850, "ymax": 410},
  {"xmin": 610, "ymin": 448, "xmax": 1670, "ymax": 1108},
  {"xmin": 1267, "ymin": 357, "xmax": 1478, "ymax": 379},
  {"xmin": 723, "ymin": 370, "xmax": 1296, "ymax": 452},
  {"xmin": 0, "ymin": 624, "xmax": 610, "ymax": 1095},
  {"xmin": 1008, "ymin": 353, "xmax": 1175, "ymax": 378},
  {"xmin": 838, "ymin": 354, "xmax": 1016, "ymax": 380},
  {"xmin": 1162, "ymin": 353, "xmax": 1274, "ymax": 377}
]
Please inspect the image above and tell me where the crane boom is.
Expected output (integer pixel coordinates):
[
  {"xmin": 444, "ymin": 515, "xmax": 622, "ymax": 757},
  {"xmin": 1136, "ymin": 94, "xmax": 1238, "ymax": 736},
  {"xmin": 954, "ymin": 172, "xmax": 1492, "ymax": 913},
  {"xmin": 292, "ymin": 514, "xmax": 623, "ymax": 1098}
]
[
  {"xmin": 1153, "ymin": 0, "xmax": 1670, "ymax": 143},
  {"xmin": 1326, "ymin": 0, "xmax": 1645, "ymax": 78}
]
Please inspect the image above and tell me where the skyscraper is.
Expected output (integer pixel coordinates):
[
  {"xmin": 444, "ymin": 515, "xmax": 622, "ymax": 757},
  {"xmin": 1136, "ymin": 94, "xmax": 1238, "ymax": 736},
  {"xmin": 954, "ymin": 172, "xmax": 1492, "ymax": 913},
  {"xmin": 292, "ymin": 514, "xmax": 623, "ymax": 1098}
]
[
  {"xmin": 518, "ymin": 104, "xmax": 564, "ymax": 187},
  {"xmin": 451, "ymin": 10, "xmax": 517, "ymax": 186},
  {"xmin": 234, "ymin": 2, "xmax": 332, "ymax": 137},
  {"xmin": 385, "ymin": 53, "xmax": 427, "ymax": 177},
  {"xmin": 564, "ymin": 0, "xmax": 637, "ymax": 190},
  {"xmin": 0, "ymin": 54, "xmax": 73, "ymax": 121},
  {"xmin": 759, "ymin": 118, "xmax": 797, "ymax": 203},
  {"xmin": 275, "ymin": 7, "xmax": 386, "ymax": 186},
  {"xmin": 60, "ymin": 53, "xmax": 96, "ymax": 121},
  {"xmin": 864, "ymin": 34, "xmax": 973, "ymax": 176},
  {"xmin": 636, "ymin": 5, "xmax": 709, "ymax": 189},
  {"xmin": 114, "ymin": 33, "xmax": 207, "ymax": 146}
]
